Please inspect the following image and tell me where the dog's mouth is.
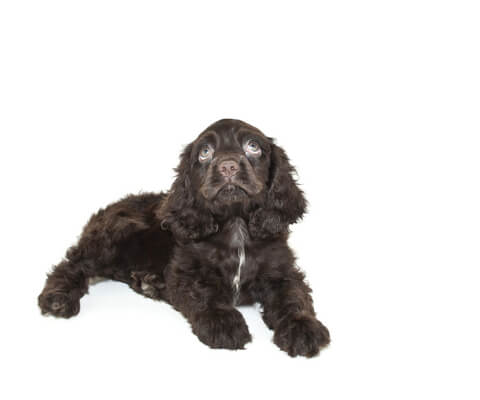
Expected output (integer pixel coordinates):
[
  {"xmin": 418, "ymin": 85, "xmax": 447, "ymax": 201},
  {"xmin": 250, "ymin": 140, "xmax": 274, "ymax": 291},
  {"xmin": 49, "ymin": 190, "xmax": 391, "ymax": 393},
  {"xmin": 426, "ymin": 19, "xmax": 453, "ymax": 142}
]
[
  {"xmin": 206, "ymin": 181, "xmax": 246, "ymax": 199},
  {"xmin": 220, "ymin": 182, "xmax": 247, "ymax": 194},
  {"xmin": 215, "ymin": 183, "xmax": 250, "ymax": 202},
  {"xmin": 201, "ymin": 177, "xmax": 260, "ymax": 200}
]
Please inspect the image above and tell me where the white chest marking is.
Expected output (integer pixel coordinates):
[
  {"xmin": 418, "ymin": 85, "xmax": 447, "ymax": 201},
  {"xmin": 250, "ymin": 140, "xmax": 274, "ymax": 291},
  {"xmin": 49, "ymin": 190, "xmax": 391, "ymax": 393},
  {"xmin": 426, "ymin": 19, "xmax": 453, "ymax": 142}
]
[
  {"xmin": 232, "ymin": 245, "xmax": 246, "ymax": 293},
  {"xmin": 230, "ymin": 219, "xmax": 248, "ymax": 302}
]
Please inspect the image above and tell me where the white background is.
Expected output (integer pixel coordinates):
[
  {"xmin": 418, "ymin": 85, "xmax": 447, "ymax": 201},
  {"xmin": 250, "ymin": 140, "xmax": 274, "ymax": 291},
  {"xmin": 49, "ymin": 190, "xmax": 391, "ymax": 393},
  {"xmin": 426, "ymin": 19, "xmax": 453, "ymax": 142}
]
[{"xmin": 1, "ymin": 1, "xmax": 479, "ymax": 399}]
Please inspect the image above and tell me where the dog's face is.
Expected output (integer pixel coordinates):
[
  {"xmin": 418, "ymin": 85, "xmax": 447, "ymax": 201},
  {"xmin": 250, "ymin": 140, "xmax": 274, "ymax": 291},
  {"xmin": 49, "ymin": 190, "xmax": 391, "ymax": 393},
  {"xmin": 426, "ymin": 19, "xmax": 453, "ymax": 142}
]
[
  {"xmin": 189, "ymin": 120, "xmax": 271, "ymax": 212},
  {"xmin": 158, "ymin": 119, "xmax": 307, "ymax": 241}
]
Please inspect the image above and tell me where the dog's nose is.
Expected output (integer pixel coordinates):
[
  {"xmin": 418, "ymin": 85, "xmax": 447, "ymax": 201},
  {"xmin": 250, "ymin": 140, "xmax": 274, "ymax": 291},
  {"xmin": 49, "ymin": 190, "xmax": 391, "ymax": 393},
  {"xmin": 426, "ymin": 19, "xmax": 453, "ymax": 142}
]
[{"xmin": 218, "ymin": 160, "xmax": 239, "ymax": 178}]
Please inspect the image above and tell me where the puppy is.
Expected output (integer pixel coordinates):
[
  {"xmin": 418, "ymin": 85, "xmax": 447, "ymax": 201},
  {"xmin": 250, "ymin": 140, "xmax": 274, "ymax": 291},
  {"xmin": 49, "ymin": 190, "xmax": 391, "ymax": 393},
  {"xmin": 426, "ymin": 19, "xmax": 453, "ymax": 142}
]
[{"xmin": 38, "ymin": 119, "xmax": 330, "ymax": 357}]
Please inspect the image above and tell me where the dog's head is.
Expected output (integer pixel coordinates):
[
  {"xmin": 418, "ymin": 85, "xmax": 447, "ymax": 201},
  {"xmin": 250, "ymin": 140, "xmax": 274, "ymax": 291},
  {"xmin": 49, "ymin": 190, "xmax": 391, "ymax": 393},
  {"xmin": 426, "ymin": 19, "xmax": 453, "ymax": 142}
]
[{"xmin": 157, "ymin": 119, "xmax": 306, "ymax": 241}]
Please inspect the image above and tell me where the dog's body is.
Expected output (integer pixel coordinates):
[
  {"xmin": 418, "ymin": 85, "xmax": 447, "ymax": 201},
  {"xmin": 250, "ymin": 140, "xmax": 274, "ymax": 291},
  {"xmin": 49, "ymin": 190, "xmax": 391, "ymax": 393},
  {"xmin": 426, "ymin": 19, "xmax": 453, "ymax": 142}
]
[{"xmin": 38, "ymin": 119, "xmax": 330, "ymax": 357}]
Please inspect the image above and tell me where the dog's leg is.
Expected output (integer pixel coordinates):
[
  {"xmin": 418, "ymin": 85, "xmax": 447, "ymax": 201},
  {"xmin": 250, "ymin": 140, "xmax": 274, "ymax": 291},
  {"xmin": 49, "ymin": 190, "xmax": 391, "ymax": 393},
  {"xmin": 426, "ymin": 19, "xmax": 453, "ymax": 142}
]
[
  {"xmin": 258, "ymin": 267, "xmax": 330, "ymax": 357},
  {"xmin": 166, "ymin": 262, "xmax": 252, "ymax": 350},
  {"xmin": 38, "ymin": 258, "xmax": 93, "ymax": 318}
]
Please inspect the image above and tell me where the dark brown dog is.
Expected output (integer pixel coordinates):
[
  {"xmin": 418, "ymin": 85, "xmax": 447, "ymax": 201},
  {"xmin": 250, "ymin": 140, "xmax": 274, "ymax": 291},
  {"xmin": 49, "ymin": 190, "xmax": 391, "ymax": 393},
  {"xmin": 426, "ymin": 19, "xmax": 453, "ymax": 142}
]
[{"xmin": 38, "ymin": 119, "xmax": 330, "ymax": 357}]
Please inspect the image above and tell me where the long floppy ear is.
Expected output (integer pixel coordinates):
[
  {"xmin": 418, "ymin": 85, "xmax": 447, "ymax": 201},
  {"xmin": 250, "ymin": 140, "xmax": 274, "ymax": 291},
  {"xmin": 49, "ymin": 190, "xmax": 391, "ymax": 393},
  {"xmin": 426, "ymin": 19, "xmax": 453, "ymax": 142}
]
[
  {"xmin": 249, "ymin": 142, "xmax": 307, "ymax": 239},
  {"xmin": 156, "ymin": 143, "xmax": 218, "ymax": 242}
]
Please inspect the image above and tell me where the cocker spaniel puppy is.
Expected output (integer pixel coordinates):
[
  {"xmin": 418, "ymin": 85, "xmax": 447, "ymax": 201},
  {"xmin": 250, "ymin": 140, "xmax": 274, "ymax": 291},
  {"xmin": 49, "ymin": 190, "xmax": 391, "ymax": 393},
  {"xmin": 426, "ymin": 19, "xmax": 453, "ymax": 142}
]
[{"xmin": 38, "ymin": 119, "xmax": 330, "ymax": 357}]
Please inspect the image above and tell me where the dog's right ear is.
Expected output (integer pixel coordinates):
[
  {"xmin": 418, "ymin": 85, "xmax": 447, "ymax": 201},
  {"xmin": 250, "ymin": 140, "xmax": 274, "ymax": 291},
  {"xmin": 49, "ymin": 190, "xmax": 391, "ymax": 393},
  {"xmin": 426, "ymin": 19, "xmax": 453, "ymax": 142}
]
[{"xmin": 156, "ymin": 143, "xmax": 218, "ymax": 242}]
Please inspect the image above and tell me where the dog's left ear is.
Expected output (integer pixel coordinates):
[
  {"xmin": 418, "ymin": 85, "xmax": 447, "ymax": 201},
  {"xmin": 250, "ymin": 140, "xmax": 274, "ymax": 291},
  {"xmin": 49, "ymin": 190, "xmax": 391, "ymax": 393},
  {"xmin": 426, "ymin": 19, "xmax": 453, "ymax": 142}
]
[
  {"xmin": 249, "ymin": 142, "xmax": 307, "ymax": 239},
  {"xmin": 156, "ymin": 143, "xmax": 218, "ymax": 242}
]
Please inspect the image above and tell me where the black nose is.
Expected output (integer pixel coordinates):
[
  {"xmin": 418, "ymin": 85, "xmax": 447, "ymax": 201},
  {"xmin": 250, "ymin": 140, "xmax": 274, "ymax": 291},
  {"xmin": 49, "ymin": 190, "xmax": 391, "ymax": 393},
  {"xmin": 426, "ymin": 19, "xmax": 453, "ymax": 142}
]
[{"xmin": 218, "ymin": 160, "xmax": 239, "ymax": 178}]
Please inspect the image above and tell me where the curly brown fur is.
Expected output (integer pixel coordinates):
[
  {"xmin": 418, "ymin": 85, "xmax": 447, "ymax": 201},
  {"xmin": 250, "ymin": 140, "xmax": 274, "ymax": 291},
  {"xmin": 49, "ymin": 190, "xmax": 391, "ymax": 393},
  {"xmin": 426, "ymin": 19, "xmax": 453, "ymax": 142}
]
[{"xmin": 38, "ymin": 119, "xmax": 330, "ymax": 357}]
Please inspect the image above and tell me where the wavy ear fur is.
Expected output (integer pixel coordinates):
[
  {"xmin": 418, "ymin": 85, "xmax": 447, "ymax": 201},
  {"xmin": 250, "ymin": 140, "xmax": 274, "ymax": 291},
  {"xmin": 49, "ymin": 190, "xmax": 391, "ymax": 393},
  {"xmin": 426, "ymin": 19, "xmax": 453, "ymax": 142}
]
[
  {"xmin": 156, "ymin": 143, "xmax": 218, "ymax": 242},
  {"xmin": 249, "ymin": 143, "xmax": 307, "ymax": 239}
]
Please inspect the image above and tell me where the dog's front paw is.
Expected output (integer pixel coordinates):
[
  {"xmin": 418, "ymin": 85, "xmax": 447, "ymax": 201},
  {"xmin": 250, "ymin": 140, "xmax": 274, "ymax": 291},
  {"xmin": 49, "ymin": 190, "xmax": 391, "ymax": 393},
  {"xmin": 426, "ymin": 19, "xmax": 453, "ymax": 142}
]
[
  {"xmin": 274, "ymin": 314, "xmax": 330, "ymax": 357},
  {"xmin": 38, "ymin": 289, "xmax": 80, "ymax": 318},
  {"xmin": 192, "ymin": 308, "xmax": 252, "ymax": 350}
]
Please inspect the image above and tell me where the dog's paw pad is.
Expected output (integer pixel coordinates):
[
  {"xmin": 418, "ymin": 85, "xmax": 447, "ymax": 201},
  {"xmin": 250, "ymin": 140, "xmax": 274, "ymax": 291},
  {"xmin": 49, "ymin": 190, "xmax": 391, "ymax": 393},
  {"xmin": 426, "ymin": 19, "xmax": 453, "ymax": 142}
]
[{"xmin": 131, "ymin": 272, "xmax": 165, "ymax": 299}]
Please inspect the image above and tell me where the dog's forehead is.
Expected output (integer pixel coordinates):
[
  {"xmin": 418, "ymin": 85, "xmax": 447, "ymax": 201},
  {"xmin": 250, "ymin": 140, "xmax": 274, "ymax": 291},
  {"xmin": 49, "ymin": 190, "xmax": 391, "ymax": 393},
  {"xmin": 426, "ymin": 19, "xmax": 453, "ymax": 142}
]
[{"xmin": 195, "ymin": 119, "xmax": 266, "ymax": 146}]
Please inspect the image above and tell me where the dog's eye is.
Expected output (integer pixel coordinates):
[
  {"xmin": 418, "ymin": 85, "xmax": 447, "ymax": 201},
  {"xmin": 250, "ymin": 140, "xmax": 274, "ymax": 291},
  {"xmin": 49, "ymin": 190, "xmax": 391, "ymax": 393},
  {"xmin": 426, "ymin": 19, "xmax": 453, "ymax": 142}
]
[
  {"xmin": 198, "ymin": 144, "xmax": 214, "ymax": 162},
  {"xmin": 244, "ymin": 140, "xmax": 262, "ymax": 156}
]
